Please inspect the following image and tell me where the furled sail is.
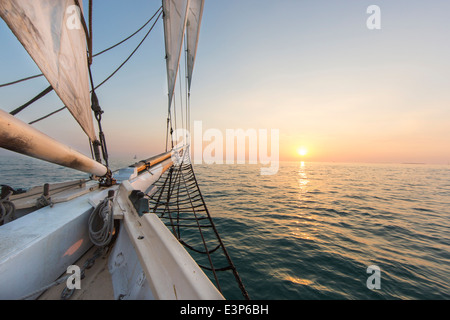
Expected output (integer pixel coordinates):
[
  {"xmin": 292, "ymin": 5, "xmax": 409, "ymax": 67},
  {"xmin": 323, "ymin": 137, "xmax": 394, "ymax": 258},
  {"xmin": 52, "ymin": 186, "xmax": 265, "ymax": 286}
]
[
  {"xmin": 0, "ymin": 0, "xmax": 96, "ymax": 142},
  {"xmin": 162, "ymin": 0, "xmax": 191, "ymax": 109},
  {"xmin": 185, "ymin": 0, "xmax": 204, "ymax": 92}
]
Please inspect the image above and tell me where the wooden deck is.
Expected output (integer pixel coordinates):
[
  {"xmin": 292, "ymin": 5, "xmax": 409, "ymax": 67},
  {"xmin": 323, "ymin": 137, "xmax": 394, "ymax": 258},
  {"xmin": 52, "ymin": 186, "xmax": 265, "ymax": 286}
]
[{"xmin": 38, "ymin": 246, "xmax": 115, "ymax": 300}]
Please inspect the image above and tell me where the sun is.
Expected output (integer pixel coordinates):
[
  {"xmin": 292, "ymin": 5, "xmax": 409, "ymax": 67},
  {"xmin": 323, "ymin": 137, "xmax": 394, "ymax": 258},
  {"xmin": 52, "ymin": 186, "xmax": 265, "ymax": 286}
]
[{"xmin": 297, "ymin": 147, "xmax": 308, "ymax": 157}]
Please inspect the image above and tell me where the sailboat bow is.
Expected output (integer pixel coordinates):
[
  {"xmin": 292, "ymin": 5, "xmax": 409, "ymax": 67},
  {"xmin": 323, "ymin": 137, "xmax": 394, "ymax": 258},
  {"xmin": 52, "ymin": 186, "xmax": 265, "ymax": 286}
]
[{"xmin": 0, "ymin": 0, "xmax": 249, "ymax": 301}]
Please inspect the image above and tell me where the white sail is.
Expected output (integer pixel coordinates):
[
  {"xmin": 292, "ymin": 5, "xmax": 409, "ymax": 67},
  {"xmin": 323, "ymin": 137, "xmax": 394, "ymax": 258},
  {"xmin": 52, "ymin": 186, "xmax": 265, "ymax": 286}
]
[
  {"xmin": 162, "ymin": 0, "xmax": 191, "ymax": 109},
  {"xmin": 0, "ymin": 0, "xmax": 96, "ymax": 142},
  {"xmin": 186, "ymin": 0, "xmax": 204, "ymax": 92}
]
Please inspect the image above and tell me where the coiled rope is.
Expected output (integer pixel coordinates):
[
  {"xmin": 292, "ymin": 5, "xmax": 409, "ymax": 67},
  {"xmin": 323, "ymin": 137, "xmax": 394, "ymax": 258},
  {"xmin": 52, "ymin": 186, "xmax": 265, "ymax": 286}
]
[{"xmin": 88, "ymin": 193, "xmax": 115, "ymax": 247}]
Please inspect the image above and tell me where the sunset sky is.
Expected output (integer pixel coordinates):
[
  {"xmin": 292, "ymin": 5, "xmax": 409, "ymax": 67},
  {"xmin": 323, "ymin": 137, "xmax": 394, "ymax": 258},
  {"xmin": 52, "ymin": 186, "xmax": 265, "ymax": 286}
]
[{"xmin": 1, "ymin": 0, "xmax": 450, "ymax": 165}]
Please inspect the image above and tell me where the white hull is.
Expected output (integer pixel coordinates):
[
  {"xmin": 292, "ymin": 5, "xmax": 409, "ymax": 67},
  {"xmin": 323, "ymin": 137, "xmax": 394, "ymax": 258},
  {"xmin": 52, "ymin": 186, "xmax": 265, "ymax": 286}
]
[
  {"xmin": 0, "ymin": 151, "xmax": 224, "ymax": 300},
  {"xmin": 0, "ymin": 184, "xmax": 96, "ymax": 299}
]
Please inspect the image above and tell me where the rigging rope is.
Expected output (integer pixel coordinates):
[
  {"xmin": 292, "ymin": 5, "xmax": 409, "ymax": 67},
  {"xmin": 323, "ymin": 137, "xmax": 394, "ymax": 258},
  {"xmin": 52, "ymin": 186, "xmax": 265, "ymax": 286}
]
[
  {"xmin": 26, "ymin": 9, "xmax": 162, "ymax": 126},
  {"xmin": 28, "ymin": 106, "xmax": 66, "ymax": 125},
  {"xmin": 88, "ymin": 0, "xmax": 94, "ymax": 65},
  {"xmin": 92, "ymin": 6, "xmax": 162, "ymax": 58},
  {"xmin": 149, "ymin": 159, "xmax": 251, "ymax": 300},
  {"xmin": 3, "ymin": 7, "xmax": 162, "ymax": 123},
  {"xmin": 166, "ymin": 31, "xmax": 181, "ymax": 151},
  {"xmin": 9, "ymin": 85, "xmax": 53, "ymax": 116},
  {"xmin": 93, "ymin": 10, "xmax": 162, "ymax": 90},
  {"xmin": 166, "ymin": 32, "xmax": 191, "ymax": 150},
  {"xmin": 73, "ymin": 0, "xmax": 92, "ymax": 64},
  {"xmin": 0, "ymin": 8, "xmax": 161, "ymax": 89},
  {"xmin": 0, "ymin": 74, "xmax": 44, "ymax": 88},
  {"xmin": 179, "ymin": 62, "xmax": 185, "ymax": 144},
  {"xmin": 184, "ymin": 36, "xmax": 190, "ymax": 139}
]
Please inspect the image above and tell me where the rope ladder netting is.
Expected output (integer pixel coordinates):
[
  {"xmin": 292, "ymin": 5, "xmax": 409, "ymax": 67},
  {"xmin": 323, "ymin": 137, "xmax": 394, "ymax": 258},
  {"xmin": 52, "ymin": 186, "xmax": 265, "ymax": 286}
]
[{"xmin": 148, "ymin": 157, "xmax": 250, "ymax": 300}]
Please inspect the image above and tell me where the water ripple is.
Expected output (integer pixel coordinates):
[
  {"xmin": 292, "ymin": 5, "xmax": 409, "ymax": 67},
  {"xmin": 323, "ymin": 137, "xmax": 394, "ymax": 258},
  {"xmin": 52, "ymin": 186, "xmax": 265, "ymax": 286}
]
[
  {"xmin": 195, "ymin": 162, "xmax": 450, "ymax": 300},
  {"xmin": 1, "ymin": 156, "xmax": 449, "ymax": 300}
]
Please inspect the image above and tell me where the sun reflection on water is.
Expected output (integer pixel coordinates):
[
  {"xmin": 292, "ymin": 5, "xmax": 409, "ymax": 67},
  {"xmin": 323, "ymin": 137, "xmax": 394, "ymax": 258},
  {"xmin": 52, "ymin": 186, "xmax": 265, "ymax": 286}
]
[
  {"xmin": 284, "ymin": 276, "xmax": 313, "ymax": 286},
  {"xmin": 297, "ymin": 161, "xmax": 309, "ymax": 194}
]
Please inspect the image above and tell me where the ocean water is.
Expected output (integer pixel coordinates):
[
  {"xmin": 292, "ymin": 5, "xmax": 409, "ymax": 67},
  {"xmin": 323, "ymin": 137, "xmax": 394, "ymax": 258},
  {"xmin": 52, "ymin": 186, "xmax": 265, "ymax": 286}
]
[
  {"xmin": 1, "ymin": 155, "xmax": 450, "ymax": 300},
  {"xmin": 195, "ymin": 162, "xmax": 450, "ymax": 300}
]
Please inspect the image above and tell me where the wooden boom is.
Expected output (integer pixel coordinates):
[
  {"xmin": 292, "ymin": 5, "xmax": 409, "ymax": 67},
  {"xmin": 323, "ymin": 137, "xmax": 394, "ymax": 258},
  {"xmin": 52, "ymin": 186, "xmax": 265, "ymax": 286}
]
[{"xmin": 0, "ymin": 109, "xmax": 108, "ymax": 177}]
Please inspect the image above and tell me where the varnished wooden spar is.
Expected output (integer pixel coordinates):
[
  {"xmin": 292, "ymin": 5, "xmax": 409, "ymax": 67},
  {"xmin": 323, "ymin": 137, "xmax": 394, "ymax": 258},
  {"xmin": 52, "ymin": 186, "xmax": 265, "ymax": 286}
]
[
  {"xmin": 0, "ymin": 110, "xmax": 108, "ymax": 177},
  {"xmin": 131, "ymin": 151, "xmax": 173, "ymax": 174}
]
